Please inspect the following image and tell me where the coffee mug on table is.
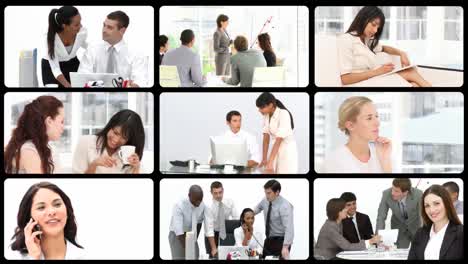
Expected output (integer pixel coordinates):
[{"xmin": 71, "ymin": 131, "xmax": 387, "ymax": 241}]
[{"xmin": 118, "ymin": 145, "xmax": 136, "ymax": 165}]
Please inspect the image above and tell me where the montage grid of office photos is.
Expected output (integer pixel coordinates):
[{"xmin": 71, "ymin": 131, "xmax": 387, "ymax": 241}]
[{"xmin": 2, "ymin": 4, "xmax": 156, "ymax": 261}]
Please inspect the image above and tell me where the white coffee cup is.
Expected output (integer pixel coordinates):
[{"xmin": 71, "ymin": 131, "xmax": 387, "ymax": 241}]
[{"xmin": 118, "ymin": 145, "xmax": 136, "ymax": 165}]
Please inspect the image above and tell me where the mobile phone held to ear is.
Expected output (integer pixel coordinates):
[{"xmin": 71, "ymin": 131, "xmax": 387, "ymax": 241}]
[{"xmin": 33, "ymin": 221, "xmax": 42, "ymax": 240}]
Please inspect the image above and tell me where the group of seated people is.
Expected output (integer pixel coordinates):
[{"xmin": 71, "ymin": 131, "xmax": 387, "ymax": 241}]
[
  {"xmin": 314, "ymin": 179, "xmax": 464, "ymax": 260},
  {"xmin": 159, "ymin": 30, "xmax": 277, "ymax": 87}
]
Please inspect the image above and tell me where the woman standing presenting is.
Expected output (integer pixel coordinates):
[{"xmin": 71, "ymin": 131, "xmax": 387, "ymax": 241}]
[
  {"xmin": 213, "ymin": 14, "xmax": 232, "ymax": 75},
  {"xmin": 256, "ymin": 92, "xmax": 298, "ymax": 174},
  {"xmin": 322, "ymin": 96, "xmax": 392, "ymax": 173}
]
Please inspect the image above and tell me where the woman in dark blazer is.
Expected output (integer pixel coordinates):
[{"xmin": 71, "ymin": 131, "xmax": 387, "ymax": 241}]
[
  {"xmin": 408, "ymin": 185, "xmax": 463, "ymax": 260},
  {"xmin": 314, "ymin": 198, "xmax": 381, "ymax": 260},
  {"xmin": 213, "ymin": 14, "xmax": 232, "ymax": 75}
]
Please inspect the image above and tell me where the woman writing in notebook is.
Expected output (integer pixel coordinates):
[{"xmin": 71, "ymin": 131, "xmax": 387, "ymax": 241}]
[{"xmin": 337, "ymin": 6, "xmax": 431, "ymax": 87}]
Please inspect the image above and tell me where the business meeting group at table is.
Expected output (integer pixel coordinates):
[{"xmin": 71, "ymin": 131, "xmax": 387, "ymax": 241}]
[{"xmin": 159, "ymin": 14, "xmax": 277, "ymax": 87}]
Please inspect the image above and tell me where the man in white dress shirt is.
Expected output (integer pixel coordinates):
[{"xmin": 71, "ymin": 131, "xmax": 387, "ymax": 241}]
[
  {"xmin": 209, "ymin": 110, "xmax": 261, "ymax": 167},
  {"xmin": 168, "ymin": 185, "xmax": 217, "ymax": 259},
  {"xmin": 443, "ymin": 181, "xmax": 464, "ymax": 214},
  {"xmin": 205, "ymin": 181, "xmax": 238, "ymax": 258},
  {"xmin": 78, "ymin": 11, "xmax": 147, "ymax": 87}
]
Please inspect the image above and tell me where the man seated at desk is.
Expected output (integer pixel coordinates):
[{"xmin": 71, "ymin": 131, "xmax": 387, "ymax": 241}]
[
  {"xmin": 209, "ymin": 110, "xmax": 261, "ymax": 168},
  {"xmin": 78, "ymin": 11, "xmax": 148, "ymax": 87}
]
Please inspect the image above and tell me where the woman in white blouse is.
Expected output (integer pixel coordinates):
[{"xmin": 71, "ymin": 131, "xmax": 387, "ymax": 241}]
[
  {"xmin": 322, "ymin": 96, "xmax": 392, "ymax": 173},
  {"xmin": 337, "ymin": 6, "xmax": 431, "ymax": 87},
  {"xmin": 42, "ymin": 6, "xmax": 87, "ymax": 87},
  {"xmin": 256, "ymin": 92, "xmax": 298, "ymax": 174},
  {"xmin": 72, "ymin": 109, "xmax": 145, "ymax": 174},
  {"xmin": 234, "ymin": 208, "xmax": 263, "ymax": 256},
  {"xmin": 408, "ymin": 185, "xmax": 463, "ymax": 260}
]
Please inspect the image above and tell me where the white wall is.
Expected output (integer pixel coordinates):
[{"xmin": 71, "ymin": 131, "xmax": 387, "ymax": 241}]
[
  {"xmin": 159, "ymin": 92, "xmax": 310, "ymax": 173},
  {"xmin": 4, "ymin": 6, "xmax": 154, "ymax": 87},
  {"xmin": 4, "ymin": 179, "xmax": 153, "ymax": 259},
  {"xmin": 159, "ymin": 178, "xmax": 309, "ymax": 260},
  {"xmin": 313, "ymin": 178, "xmax": 464, "ymax": 241}
]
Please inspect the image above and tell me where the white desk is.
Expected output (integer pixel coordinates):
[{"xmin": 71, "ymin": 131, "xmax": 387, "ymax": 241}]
[
  {"xmin": 336, "ymin": 249, "xmax": 409, "ymax": 260},
  {"xmin": 203, "ymin": 74, "xmax": 238, "ymax": 87}
]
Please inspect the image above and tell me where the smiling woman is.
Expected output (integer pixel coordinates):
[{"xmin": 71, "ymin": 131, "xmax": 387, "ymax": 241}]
[
  {"xmin": 9, "ymin": 182, "xmax": 84, "ymax": 260},
  {"xmin": 72, "ymin": 109, "xmax": 145, "ymax": 174}
]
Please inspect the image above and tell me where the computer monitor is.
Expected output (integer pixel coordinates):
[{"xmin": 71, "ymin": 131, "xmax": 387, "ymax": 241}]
[
  {"xmin": 218, "ymin": 246, "xmax": 249, "ymax": 260},
  {"xmin": 210, "ymin": 137, "xmax": 248, "ymax": 167},
  {"xmin": 70, "ymin": 72, "xmax": 119, "ymax": 87}
]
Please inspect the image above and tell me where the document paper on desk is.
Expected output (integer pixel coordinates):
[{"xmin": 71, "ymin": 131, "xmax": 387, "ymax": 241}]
[{"xmin": 378, "ymin": 229, "xmax": 398, "ymax": 246}]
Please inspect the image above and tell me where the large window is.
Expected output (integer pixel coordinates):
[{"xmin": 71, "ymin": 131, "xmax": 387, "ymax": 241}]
[
  {"xmin": 314, "ymin": 92, "xmax": 464, "ymax": 173},
  {"xmin": 315, "ymin": 7, "xmax": 344, "ymax": 34},
  {"xmin": 4, "ymin": 92, "xmax": 154, "ymax": 173},
  {"xmin": 315, "ymin": 6, "xmax": 463, "ymax": 70},
  {"xmin": 160, "ymin": 6, "xmax": 309, "ymax": 86},
  {"xmin": 445, "ymin": 7, "xmax": 463, "ymax": 41}
]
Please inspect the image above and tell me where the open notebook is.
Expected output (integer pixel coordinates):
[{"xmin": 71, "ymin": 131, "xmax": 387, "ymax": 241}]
[
  {"xmin": 374, "ymin": 53, "xmax": 416, "ymax": 78},
  {"xmin": 379, "ymin": 64, "xmax": 417, "ymax": 77}
]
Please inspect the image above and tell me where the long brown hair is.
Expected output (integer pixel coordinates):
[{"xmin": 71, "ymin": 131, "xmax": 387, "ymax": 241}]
[
  {"xmin": 258, "ymin": 33, "xmax": 274, "ymax": 53},
  {"xmin": 4, "ymin": 96, "xmax": 63, "ymax": 174},
  {"xmin": 421, "ymin": 184, "xmax": 462, "ymax": 227},
  {"xmin": 10, "ymin": 182, "xmax": 83, "ymax": 254},
  {"xmin": 346, "ymin": 6, "xmax": 385, "ymax": 53}
]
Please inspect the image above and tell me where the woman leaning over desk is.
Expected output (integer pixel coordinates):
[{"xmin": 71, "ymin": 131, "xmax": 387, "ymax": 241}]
[
  {"xmin": 256, "ymin": 92, "xmax": 298, "ymax": 174},
  {"xmin": 42, "ymin": 6, "xmax": 87, "ymax": 87}
]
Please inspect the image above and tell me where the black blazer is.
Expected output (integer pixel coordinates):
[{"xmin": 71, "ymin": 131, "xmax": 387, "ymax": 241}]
[
  {"xmin": 263, "ymin": 50, "xmax": 276, "ymax": 67},
  {"xmin": 342, "ymin": 212, "xmax": 374, "ymax": 243},
  {"xmin": 159, "ymin": 53, "xmax": 164, "ymax": 65},
  {"xmin": 408, "ymin": 221, "xmax": 464, "ymax": 260}
]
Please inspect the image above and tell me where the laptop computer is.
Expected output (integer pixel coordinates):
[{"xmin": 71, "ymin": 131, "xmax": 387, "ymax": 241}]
[{"xmin": 70, "ymin": 72, "xmax": 119, "ymax": 87}]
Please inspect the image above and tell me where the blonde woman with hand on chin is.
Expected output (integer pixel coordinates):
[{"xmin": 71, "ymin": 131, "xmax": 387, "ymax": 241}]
[{"xmin": 323, "ymin": 96, "xmax": 392, "ymax": 173}]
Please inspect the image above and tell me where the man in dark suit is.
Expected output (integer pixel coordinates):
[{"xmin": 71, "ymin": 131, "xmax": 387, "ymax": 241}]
[
  {"xmin": 340, "ymin": 192, "xmax": 374, "ymax": 243},
  {"xmin": 160, "ymin": 35, "xmax": 169, "ymax": 65}
]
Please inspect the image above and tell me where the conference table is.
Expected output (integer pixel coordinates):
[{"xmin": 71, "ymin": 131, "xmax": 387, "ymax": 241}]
[
  {"xmin": 336, "ymin": 249, "xmax": 409, "ymax": 260},
  {"xmin": 203, "ymin": 73, "xmax": 238, "ymax": 87}
]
